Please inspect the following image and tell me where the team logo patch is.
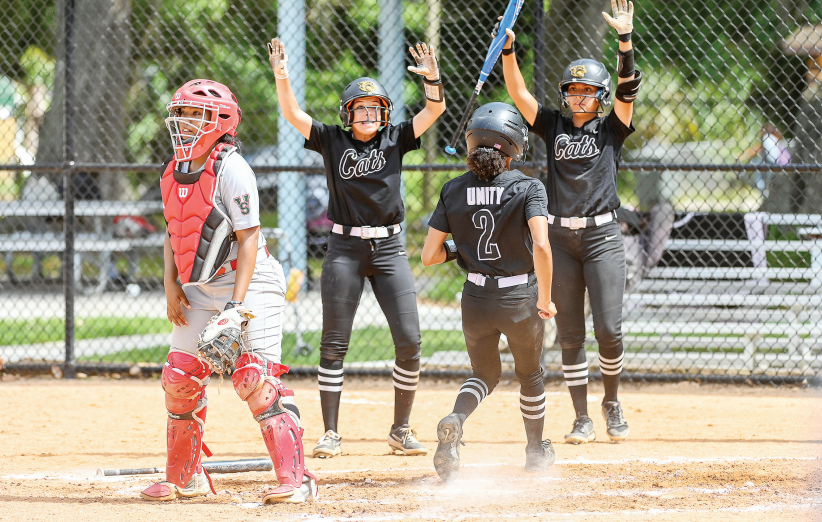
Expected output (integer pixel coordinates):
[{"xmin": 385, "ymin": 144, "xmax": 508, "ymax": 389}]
[
  {"xmin": 570, "ymin": 65, "xmax": 587, "ymax": 78},
  {"xmin": 218, "ymin": 319, "xmax": 229, "ymax": 326},
  {"xmin": 233, "ymin": 194, "xmax": 250, "ymax": 215},
  {"xmin": 358, "ymin": 81, "xmax": 377, "ymax": 93},
  {"xmin": 178, "ymin": 187, "xmax": 189, "ymax": 198}
]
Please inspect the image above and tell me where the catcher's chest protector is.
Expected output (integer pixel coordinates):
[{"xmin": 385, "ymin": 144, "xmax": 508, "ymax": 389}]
[{"xmin": 161, "ymin": 143, "xmax": 234, "ymax": 285}]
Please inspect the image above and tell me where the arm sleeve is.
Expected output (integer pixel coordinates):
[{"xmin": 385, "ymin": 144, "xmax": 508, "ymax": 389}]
[
  {"xmin": 527, "ymin": 104, "xmax": 559, "ymax": 143},
  {"xmin": 220, "ymin": 153, "xmax": 261, "ymax": 231},
  {"xmin": 395, "ymin": 119, "xmax": 422, "ymax": 156},
  {"xmin": 524, "ymin": 180, "xmax": 549, "ymax": 221},
  {"xmin": 427, "ymin": 187, "xmax": 451, "ymax": 233},
  {"xmin": 304, "ymin": 119, "xmax": 332, "ymax": 155},
  {"xmin": 604, "ymin": 109, "xmax": 635, "ymax": 144}
]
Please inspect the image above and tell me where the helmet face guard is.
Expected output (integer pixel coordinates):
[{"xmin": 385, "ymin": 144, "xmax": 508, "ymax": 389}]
[
  {"xmin": 346, "ymin": 104, "xmax": 391, "ymax": 126},
  {"xmin": 465, "ymin": 102, "xmax": 529, "ymax": 161},
  {"xmin": 166, "ymin": 79, "xmax": 241, "ymax": 162},
  {"xmin": 165, "ymin": 100, "xmax": 221, "ymax": 162},
  {"xmin": 558, "ymin": 59, "xmax": 612, "ymax": 114},
  {"xmin": 338, "ymin": 77, "xmax": 393, "ymax": 127}
]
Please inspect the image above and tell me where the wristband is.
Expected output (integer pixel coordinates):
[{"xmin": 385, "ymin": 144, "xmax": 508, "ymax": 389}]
[
  {"xmin": 502, "ymin": 44, "xmax": 515, "ymax": 56},
  {"xmin": 423, "ymin": 78, "xmax": 444, "ymax": 103},
  {"xmin": 443, "ymin": 240, "xmax": 458, "ymax": 263},
  {"xmin": 225, "ymin": 301, "xmax": 244, "ymax": 310},
  {"xmin": 618, "ymin": 32, "xmax": 632, "ymax": 42}
]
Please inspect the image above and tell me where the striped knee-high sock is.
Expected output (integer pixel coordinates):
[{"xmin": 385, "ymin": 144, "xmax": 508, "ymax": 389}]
[
  {"xmin": 520, "ymin": 390, "xmax": 546, "ymax": 448},
  {"xmin": 392, "ymin": 360, "xmax": 420, "ymax": 428},
  {"xmin": 318, "ymin": 359, "xmax": 344, "ymax": 433},
  {"xmin": 452, "ymin": 377, "xmax": 489, "ymax": 419},
  {"xmin": 599, "ymin": 352, "xmax": 624, "ymax": 403},
  {"xmin": 562, "ymin": 349, "xmax": 589, "ymax": 418}
]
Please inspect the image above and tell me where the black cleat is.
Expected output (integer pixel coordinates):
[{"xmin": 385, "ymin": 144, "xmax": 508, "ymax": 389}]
[
  {"xmin": 602, "ymin": 401, "xmax": 629, "ymax": 442},
  {"xmin": 433, "ymin": 414, "xmax": 463, "ymax": 483},
  {"xmin": 524, "ymin": 439, "xmax": 556, "ymax": 472}
]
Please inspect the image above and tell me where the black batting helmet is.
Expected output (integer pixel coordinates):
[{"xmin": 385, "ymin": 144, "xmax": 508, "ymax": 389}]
[
  {"xmin": 558, "ymin": 58, "xmax": 612, "ymax": 110},
  {"xmin": 465, "ymin": 102, "xmax": 529, "ymax": 161},
  {"xmin": 338, "ymin": 77, "xmax": 394, "ymax": 127}
]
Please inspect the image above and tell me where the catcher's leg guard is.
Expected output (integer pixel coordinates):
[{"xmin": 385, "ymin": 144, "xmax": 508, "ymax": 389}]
[
  {"xmin": 232, "ymin": 353, "xmax": 318, "ymax": 504},
  {"xmin": 141, "ymin": 351, "xmax": 214, "ymax": 501}
]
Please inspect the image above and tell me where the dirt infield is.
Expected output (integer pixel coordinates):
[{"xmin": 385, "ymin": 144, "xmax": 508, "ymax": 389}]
[{"xmin": 1, "ymin": 376, "xmax": 821, "ymax": 522}]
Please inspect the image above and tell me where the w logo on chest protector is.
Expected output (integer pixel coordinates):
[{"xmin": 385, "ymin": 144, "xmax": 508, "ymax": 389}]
[
  {"xmin": 339, "ymin": 149, "xmax": 387, "ymax": 179},
  {"xmin": 554, "ymin": 134, "xmax": 599, "ymax": 160}
]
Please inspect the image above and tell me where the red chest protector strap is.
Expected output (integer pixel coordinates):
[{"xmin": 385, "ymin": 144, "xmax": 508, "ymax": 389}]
[{"xmin": 161, "ymin": 144, "xmax": 235, "ymax": 285}]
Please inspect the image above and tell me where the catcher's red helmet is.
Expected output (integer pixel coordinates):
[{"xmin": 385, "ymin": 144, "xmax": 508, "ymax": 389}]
[{"xmin": 165, "ymin": 79, "xmax": 242, "ymax": 162}]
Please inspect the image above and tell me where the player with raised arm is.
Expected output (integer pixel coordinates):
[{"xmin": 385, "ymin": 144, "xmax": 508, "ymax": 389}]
[
  {"xmin": 422, "ymin": 103, "xmax": 557, "ymax": 482},
  {"xmin": 267, "ymin": 38, "xmax": 446, "ymax": 458},
  {"xmin": 499, "ymin": 0, "xmax": 641, "ymax": 444},
  {"xmin": 139, "ymin": 79, "xmax": 318, "ymax": 504}
]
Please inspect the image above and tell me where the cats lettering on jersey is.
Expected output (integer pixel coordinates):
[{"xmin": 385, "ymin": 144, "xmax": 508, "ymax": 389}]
[
  {"xmin": 554, "ymin": 134, "xmax": 600, "ymax": 161},
  {"xmin": 338, "ymin": 149, "xmax": 387, "ymax": 179}
]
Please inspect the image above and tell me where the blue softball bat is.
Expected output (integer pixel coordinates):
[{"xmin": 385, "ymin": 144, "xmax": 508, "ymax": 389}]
[
  {"xmin": 445, "ymin": 0, "xmax": 524, "ymax": 155},
  {"xmin": 480, "ymin": 0, "xmax": 524, "ymax": 83}
]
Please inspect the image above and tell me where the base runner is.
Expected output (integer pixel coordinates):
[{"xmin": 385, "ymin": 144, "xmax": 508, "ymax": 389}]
[
  {"xmin": 139, "ymin": 79, "xmax": 317, "ymax": 504},
  {"xmin": 422, "ymin": 103, "xmax": 558, "ymax": 482}
]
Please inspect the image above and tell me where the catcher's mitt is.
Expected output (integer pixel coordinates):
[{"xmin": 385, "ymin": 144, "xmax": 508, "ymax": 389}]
[{"xmin": 196, "ymin": 307, "xmax": 256, "ymax": 375}]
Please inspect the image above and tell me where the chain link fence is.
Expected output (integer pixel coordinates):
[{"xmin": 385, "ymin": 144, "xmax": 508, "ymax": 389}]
[{"xmin": 1, "ymin": 0, "xmax": 821, "ymax": 383}]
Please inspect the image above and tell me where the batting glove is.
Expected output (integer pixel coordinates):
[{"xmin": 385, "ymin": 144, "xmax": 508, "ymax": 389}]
[
  {"xmin": 268, "ymin": 37, "xmax": 289, "ymax": 80},
  {"xmin": 491, "ymin": 17, "xmax": 516, "ymax": 50},
  {"xmin": 407, "ymin": 43, "xmax": 440, "ymax": 82},
  {"xmin": 602, "ymin": 0, "xmax": 634, "ymax": 36}
]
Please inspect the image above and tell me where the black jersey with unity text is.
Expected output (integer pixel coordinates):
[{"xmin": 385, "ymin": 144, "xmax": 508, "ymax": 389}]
[
  {"xmin": 529, "ymin": 105, "xmax": 634, "ymax": 218},
  {"xmin": 305, "ymin": 119, "xmax": 421, "ymax": 227},
  {"xmin": 428, "ymin": 169, "xmax": 548, "ymax": 278}
]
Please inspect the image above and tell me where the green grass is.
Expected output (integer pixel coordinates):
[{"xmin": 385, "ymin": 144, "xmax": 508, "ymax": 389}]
[
  {"xmin": 767, "ymin": 227, "xmax": 811, "ymax": 269},
  {"xmin": 2, "ymin": 317, "xmax": 172, "ymax": 346},
  {"xmin": 81, "ymin": 327, "xmax": 468, "ymax": 365}
]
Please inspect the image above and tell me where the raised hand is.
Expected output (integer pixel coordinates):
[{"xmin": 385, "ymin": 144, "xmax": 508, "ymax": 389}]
[
  {"xmin": 267, "ymin": 37, "xmax": 289, "ymax": 80},
  {"xmin": 408, "ymin": 43, "xmax": 440, "ymax": 81},
  {"xmin": 602, "ymin": 0, "xmax": 634, "ymax": 36},
  {"xmin": 491, "ymin": 16, "xmax": 516, "ymax": 50}
]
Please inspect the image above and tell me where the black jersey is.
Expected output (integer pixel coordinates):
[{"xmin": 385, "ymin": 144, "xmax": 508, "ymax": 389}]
[
  {"xmin": 528, "ymin": 105, "xmax": 634, "ymax": 218},
  {"xmin": 428, "ymin": 169, "xmax": 548, "ymax": 278},
  {"xmin": 305, "ymin": 119, "xmax": 420, "ymax": 227}
]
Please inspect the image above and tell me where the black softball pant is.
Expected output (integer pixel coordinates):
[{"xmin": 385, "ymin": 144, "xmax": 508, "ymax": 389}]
[
  {"xmin": 461, "ymin": 282, "xmax": 545, "ymax": 392},
  {"xmin": 320, "ymin": 233, "xmax": 421, "ymax": 361},
  {"xmin": 549, "ymin": 220, "xmax": 626, "ymax": 355}
]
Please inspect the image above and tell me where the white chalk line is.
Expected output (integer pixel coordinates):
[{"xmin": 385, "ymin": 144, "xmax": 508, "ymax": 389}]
[
  {"xmin": 315, "ymin": 455, "xmax": 820, "ymax": 475},
  {"xmin": 2, "ymin": 455, "xmax": 817, "ymax": 482},
  {"xmin": 302, "ymin": 502, "xmax": 822, "ymax": 522}
]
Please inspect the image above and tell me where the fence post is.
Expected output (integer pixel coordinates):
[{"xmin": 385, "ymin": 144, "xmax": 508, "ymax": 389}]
[
  {"xmin": 379, "ymin": 0, "xmax": 406, "ymax": 244},
  {"xmin": 531, "ymin": 0, "xmax": 548, "ymax": 173},
  {"xmin": 277, "ymin": 0, "xmax": 307, "ymax": 276},
  {"xmin": 63, "ymin": 0, "xmax": 77, "ymax": 379}
]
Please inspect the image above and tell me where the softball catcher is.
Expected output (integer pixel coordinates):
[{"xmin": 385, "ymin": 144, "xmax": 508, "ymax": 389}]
[
  {"xmin": 501, "ymin": 0, "xmax": 642, "ymax": 444},
  {"xmin": 268, "ymin": 38, "xmax": 445, "ymax": 458},
  {"xmin": 422, "ymin": 103, "xmax": 557, "ymax": 481},
  {"xmin": 139, "ymin": 79, "xmax": 318, "ymax": 504}
]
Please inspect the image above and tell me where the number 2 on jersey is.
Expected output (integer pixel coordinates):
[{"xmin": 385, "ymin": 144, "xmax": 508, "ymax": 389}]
[{"xmin": 472, "ymin": 209, "xmax": 500, "ymax": 261}]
